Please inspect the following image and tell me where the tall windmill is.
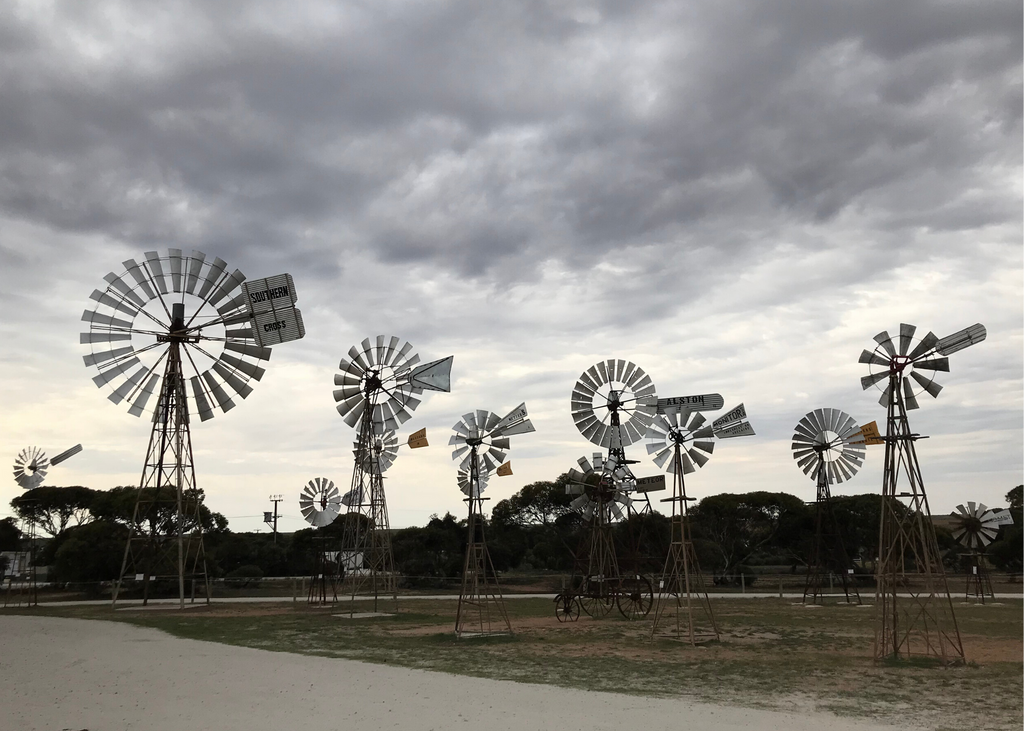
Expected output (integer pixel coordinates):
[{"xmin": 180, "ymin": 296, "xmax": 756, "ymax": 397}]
[
  {"xmin": 950, "ymin": 502, "xmax": 1013, "ymax": 603},
  {"xmin": 332, "ymin": 336, "xmax": 452, "ymax": 607},
  {"xmin": 791, "ymin": 408, "xmax": 865, "ymax": 604},
  {"xmin": 859, "ymin": 322, "xmax": 986, "ymax": 664},
  {"xmin": 450, "ymin": 404, "xmax": 534, "ymax": 637},
  {"xmin": 81, "ymin": 249, "xmax": 305, "ymax": 607},
  {"xmin": 299, "ymin": 478, "xmax": 342, "ymax": 605},
  {"xmin": 567, "ymin": 359, "xmax": 658, "ymax": 619},
  {"xmin": 645, "ymin": 394, "xmax": 754, "ymax": 642},
  {"xmin": 6, "ymin": 445, "xmax": 83, "ymax": 607}
]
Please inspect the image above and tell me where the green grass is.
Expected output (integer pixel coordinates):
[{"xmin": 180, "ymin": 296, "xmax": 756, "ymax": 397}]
[{"xmin": 5, "ymin": 597, "xmax": 1021, "ymax": 731}]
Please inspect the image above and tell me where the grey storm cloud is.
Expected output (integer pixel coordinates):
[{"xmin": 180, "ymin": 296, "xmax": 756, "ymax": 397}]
[
  {"xmin": 1, "ymin": 0, "xmax": 1019, "ymax": 290},
  {"xmin": 0, "ymin": 0, "xmax": 1020, "ymax": 529}
]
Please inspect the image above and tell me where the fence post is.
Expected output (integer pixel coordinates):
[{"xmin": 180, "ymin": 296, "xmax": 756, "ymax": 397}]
[
  {"xmin": 779, "ymin": 576, "xmax": 783, "ymax": 598},
  {"xmin": 741, "ymin": 573, "xmax": 745, "ymax": 594}
]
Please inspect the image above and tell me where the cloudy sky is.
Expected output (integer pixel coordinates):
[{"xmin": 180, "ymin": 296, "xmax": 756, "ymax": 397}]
[{"xmin": 1, "ymin": 0, "xmax": 1021, "ymax": 535}]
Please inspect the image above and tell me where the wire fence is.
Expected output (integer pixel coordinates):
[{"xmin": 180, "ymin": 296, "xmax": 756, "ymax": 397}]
[{"xmin": 3, "ymin": 570, "xmax": 1021, "ymax": 604}]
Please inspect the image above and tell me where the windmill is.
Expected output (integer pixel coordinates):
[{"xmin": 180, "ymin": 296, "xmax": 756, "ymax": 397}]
[
  {"xmin": 6, "ymin": 444, "xmax": 83, "ymax": 607},
  {"xmin": 299, "ymin": 478, "xmax": 342, "ymax": 605},
  {"xmin": 950, "ymin": 502, "xmax": 1013, "ymax": 602},
  {"xmin": 791, "ymin": 408, "xmax": 865, "ymax": 605},
  {"xmin": 563, "ymin": 360, "xmax": 659, "ymax": 621},
  {"xmin": 859, "ymin": 322, "xmax": 986, "ymax": 664},
  {"xmin": 645, "ymin": 394, "xmax": 754, "ymax": 642},
  {"xmin": 332, "ymin": 336, "xmax": 452, "ymax": 608},
  {"xmin": 449, "ymin": 404, "xmax": 534, "ymax": 637},
  {"xmin": 81, "ymin": 249, "xmax": 305, "ymax": 607}
]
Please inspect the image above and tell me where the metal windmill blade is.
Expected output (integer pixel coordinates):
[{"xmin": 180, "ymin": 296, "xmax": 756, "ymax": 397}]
[
  {"xmin": 644, "ymin": 409, "xmax": 716, "ymax": 475},
  {"xmin": 458, "ymin": 466, "xmax": 489, "ymax": 497},
  {"xmin": 334, "ymin": 336, "xmax": 453, "ymax": 433},
  {"xmin": 298, "ymin": 477, "xmax": 342, "ymax": 528},
  {"xmin": 791, "ymin": 409, "xmax": 866, "ymax": 483},
  {"xmin": 859, "ymin": 322, "xmax": 985, "ymax": 411},
  {"xmin": 951, "ymin": 502, "xmax": 1010, "ymax": 550},
  {"xmin": 82, "ymin": 249, "xmax": 274, "ymax": 421},
  {"xmin": 570, "ymin": 359, "xmax": 657, "ymax": 448},
  {"xmin": 13, "ymin": 447, "xmax": 49, "ymax": 490},
  {"xmin": 565, "ymin": 452, "xmax": 630, "ymax": 522},
  {"xmin": 353, "ymin": 429, "xmax": 399, "ymax": 472},
  {"xmin": 449, "ymin": 407, "xmax": 521, "ymax": 474}
]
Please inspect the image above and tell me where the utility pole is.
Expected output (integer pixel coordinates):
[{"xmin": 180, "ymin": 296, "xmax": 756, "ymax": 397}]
[{"xmin": 265, "ymin": 495, "xmax": 283, "ymax": 543}]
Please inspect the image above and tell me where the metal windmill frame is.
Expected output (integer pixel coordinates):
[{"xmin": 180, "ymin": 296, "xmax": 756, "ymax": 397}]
[
  {"xmin": 950, "ymin": 502, "xmax": 1012, "ymax": 603},
  {"xmin": 860, "ymin": 322, "xmax": 986, "ymax": 664},
  {"xmin": 646, "ymin": 396, "xmax": 753, "ymax": 641},
  {"xmin": 451, "ymin": 405, "xmax": 533, "ymax": 637},
  {"xmin": 563, "ymin": 359, "xmax": 658, "ymax": 621},
  {"xmin": 299, "ymin": 477, "xmax": 342, "ymax": 605},
  {"xmin": 7, "ymin": 445, "xmax": 82, "ymax": 607},
  {"xmin": 648, "ymin": 438, "xmax": 719, "ymax": 643},
  {"xmin": 81, "ymin": 249, "xmax": 305, "ymax": 609},
  {"xmin": 333, "ymin": 336, "xmax": 452, "ymax": 611},
  {"xmin": 792, "ymin": 408, "xmax": 865, "ymax": 605}
]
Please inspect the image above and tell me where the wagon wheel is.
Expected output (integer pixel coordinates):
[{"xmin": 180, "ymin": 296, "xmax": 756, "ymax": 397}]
[
  {"xmin": 616, "ymin": 575, "xmax": 654, "ymax": 621},
  {"xmin": 578, "ymin": 576, "xmax": 614, "ymax": 618},
  {"xmin": 554, "ymin": 593, "xmax": 581, "ymax": 623}
]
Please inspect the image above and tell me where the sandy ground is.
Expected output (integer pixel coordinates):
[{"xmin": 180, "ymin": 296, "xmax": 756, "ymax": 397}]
[{"xmin": 0, "ymin": 615, "xmax": 917, "ymax": 731}]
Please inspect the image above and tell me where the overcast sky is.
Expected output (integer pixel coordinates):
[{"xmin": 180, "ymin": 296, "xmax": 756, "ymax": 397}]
[{"xmin": 1, "ymin": 0, "xmax": 1021, "ymax": 535}]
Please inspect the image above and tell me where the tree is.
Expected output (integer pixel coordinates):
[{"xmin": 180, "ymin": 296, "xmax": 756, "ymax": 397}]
[
  {"xmin": 50, "ymin": 520, "xmax": 130, "ymax": 583},
  {"xmin": 90, "ymin": 485, "xmax": 228, "ymax": 535},
  {"xmin": 491, "ymin": 474, "xmax": 574, "ymax": 528},
  {"xmin": 988, "ymin": 485, "xmax": 1023, "ymax": 572},
  {"xmin": 10, "ymin": 486, "xmax": 97, "ymax": 536},
  {"xmin": 690, "ymin": 491, "xmax": 811, "ymax": 573},
  {"xmin": 0, "ymin": 517, "xmax": 21, "ymax": 551}
]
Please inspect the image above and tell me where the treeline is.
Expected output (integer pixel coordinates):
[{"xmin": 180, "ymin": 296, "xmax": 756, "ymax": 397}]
[{"xmin": 3, "ymin": 481, "xmax": 1021, "ymax": 585}]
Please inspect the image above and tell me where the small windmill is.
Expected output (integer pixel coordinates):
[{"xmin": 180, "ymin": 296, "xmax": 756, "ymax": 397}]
[
  {"xmin": 859, "ymin": 321, "xmax": 985, "ymax": 664},
  {"xmin": 6, "ymin": 445, "xmax": 83, "ymax": 607},
  {"xmin": 951, "ymin": 502, "xmax": 1013, "ymax": 603},
  {"xmin": 332, "ymin": 336, "xmax": 452, "ymax": 608},
  {"xmin": 450, "ymin": 404, "xmax": 534, "ymax": 637},
  {"xmin": 299, "ymin": 478, "xmax": 342, "ymax": 605},
  {"xmin": 791, "ymin": 408, "xmax": 865, "ymax": 605},
  {"xmin": 646, "ymin": 394, "xmax": 754, "ymax": 643}
]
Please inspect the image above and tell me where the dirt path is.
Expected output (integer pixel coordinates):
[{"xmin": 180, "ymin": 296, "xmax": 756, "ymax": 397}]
[{"xmin": 0, "ymin": 615, "xmax": 917, "ymax": 731}]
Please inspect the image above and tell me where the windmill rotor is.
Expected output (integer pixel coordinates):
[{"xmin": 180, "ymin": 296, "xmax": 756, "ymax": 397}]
[
  {"xmin": 81, "ymin": 249, "xmax": 286, "ymax": 422},
  {"xmin": 12, "ymin": 444, "xmax": 83, "ymax": 490},
  {"xmin": 565, "ymin": 453, "xmax": 633, "ymax": 522},
  {"xmin": 299, "ymin": 478, "xmax": 342, "ymax": 528},
  {"xmin": 791, "ymin": 408, "xmax": 865, "ymax": 483},
  {"xmin": 951, "ymin": 503, "xmax": 1012, "ymax": 551},
  {"xmin": 449, "ymin": 403, "xmax": 533, "ymax": 475},
  {"xmin": 859, "ymin": 323, "xmax": 986, "ymax": 410},
  {"xmin": 333, "ymin": 336, "xmax": 453, "ymax": 434},
  {"xmin": 353, "ymin": 429, "xmax": 399, "ymax": 472},
  {"xmin": 645, "ymin": 408, "xmax": 716, "ymax": 475},
  {"xmin": 571, "ymin": 359, "xmax": 658, "ymax": 449}
]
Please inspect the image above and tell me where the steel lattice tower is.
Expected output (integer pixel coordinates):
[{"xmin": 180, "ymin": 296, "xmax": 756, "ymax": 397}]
[
  {"xmin": 113, "ymin": 319, "xmax": 210, "ymax": 608},
  {"xmin": 874, "ymin": 378, "xmax": 964, "ymax": 663},
  {"xmin": 649, "ymin": 447, "xmax": 719, "ymax": 643},
  {"xmin": 804, "ymin": 461, "xmax": 860, "ymax": 604},
  {"xmin": 455, "ymin": 454, "xmax": 511, "ymax": 637},
  {"xmin": 341, "ymin": 411, "xmax": 396, "ymax": 611}
]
